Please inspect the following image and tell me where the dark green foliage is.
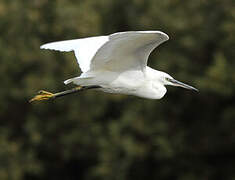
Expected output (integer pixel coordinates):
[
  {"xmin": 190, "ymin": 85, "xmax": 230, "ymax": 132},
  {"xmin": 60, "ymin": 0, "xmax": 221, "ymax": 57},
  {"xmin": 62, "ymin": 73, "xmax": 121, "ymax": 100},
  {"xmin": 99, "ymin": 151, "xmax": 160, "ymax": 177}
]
[{"xmin": 0, "ymin": 0, "xmax": 234, "ymax": 179}]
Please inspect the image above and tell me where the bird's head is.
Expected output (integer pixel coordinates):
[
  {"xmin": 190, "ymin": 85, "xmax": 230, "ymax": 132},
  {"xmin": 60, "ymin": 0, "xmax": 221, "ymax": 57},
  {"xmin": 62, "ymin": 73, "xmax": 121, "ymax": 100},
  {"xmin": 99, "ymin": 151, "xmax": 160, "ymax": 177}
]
[{"xmin": 156, "ymin": 71, "xmax": 198, "ymax": 91}]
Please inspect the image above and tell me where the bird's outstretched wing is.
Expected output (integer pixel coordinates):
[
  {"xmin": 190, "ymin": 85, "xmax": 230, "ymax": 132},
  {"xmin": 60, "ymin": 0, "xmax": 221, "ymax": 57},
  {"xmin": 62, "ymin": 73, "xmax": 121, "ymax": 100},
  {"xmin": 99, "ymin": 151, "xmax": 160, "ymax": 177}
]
[
  {"xmin": 40, "ymin": 31, "xmax": 169, "ymax": 72},
  {"xmin": 40, "ymin": 36, "xmax": 109, "ymax": 72},
  {"xmin": 90, "ymin": 31, "xmax": 169, "ymax": 72}
]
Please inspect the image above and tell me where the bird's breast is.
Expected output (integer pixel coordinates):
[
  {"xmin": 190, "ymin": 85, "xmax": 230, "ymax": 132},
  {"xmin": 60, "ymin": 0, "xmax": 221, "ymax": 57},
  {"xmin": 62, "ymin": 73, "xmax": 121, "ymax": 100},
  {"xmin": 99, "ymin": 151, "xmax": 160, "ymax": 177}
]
[{"xmin": 134, "ymin": 81, "xmax": 167, "ymax": 99}]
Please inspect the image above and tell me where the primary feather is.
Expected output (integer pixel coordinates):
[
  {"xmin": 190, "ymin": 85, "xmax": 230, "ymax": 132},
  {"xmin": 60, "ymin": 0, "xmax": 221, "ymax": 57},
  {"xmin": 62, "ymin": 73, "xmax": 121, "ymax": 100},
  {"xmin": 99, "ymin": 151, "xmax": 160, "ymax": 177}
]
[{"xmin": 40, "ymin": 36, "xmax": 109, "ymax": 72}]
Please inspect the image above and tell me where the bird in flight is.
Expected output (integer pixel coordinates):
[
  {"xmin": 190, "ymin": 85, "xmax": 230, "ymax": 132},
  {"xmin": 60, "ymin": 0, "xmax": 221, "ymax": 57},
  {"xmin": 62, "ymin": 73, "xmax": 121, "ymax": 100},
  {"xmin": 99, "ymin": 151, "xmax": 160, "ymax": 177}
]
[{"xmin": 30, "ymin": 31, "xmax": 198, "ymax": 102}]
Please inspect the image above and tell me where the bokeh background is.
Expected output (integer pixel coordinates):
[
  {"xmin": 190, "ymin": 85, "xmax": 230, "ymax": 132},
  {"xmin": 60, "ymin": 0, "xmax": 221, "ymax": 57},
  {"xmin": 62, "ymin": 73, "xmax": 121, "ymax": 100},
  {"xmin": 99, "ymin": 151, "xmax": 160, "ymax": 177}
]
[{"xmin": 0, "ymin": 0, "xmax": 235, "ymax": 179}]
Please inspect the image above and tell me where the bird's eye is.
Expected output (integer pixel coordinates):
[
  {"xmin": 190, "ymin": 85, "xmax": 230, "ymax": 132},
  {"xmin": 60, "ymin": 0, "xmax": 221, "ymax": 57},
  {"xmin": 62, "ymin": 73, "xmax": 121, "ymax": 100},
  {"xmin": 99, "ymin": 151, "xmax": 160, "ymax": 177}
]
[{"xmin": 165, "ymin": 77, "xmax": 171, "ymax": 81}]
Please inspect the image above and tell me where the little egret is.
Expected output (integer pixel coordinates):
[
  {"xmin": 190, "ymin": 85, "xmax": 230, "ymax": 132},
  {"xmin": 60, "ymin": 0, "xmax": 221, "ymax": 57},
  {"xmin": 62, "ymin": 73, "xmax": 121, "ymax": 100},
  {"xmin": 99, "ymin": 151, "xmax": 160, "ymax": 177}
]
[{"xmin": 30, "ymin": 31, "xmax": 198, "ymax": 102}]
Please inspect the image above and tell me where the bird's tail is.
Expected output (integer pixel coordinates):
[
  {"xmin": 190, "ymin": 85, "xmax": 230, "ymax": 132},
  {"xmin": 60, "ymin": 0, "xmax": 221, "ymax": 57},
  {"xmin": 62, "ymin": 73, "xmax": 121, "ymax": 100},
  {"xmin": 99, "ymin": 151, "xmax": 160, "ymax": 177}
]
[{"xmin": 64, "ymin": 76, "xmax": 94, "ymax": 85}]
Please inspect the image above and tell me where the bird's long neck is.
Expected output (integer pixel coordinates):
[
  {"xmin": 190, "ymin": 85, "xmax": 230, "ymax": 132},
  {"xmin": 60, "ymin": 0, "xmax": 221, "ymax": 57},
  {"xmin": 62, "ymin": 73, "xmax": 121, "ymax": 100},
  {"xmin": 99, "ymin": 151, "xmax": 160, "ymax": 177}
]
[
  {"xmin": 145, "ymin": 66, "xmax": 167, "ymax": 99},
  {"xmin": 146, "ymin": 66, "xmax": 164, "ymax": 80}
]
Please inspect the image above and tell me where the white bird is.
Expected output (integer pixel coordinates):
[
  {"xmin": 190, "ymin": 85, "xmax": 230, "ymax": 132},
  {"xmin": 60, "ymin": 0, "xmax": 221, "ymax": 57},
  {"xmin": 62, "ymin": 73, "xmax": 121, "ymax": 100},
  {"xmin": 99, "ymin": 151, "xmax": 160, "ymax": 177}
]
[{"xmin": 30, "ymin": 31, "xmax": 198, "ymax": 102}]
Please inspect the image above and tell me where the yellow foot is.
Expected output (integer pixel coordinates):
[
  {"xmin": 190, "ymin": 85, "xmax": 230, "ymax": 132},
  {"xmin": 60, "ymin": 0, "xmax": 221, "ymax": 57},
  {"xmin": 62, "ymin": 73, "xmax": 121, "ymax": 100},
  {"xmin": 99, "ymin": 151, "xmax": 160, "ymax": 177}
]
[{"xmin": 29, "ymin": 90, "xmax": 55, "ymax": 103}]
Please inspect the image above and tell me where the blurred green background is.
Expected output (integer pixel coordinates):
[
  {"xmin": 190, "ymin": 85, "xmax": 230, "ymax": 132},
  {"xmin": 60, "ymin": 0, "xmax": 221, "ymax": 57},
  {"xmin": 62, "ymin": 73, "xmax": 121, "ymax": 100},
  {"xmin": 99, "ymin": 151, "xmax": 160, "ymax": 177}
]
[{"xmin": 0, "ymin": 0, "xmax": 235, "ymax": 179}]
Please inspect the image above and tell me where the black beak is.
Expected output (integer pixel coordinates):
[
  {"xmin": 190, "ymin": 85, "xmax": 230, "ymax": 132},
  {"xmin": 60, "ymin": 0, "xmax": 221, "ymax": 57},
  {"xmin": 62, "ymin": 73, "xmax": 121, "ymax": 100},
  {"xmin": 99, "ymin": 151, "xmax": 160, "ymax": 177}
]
[{"xmin": 168, "ymin": 79, "xmax": 199, "ymax": 92}]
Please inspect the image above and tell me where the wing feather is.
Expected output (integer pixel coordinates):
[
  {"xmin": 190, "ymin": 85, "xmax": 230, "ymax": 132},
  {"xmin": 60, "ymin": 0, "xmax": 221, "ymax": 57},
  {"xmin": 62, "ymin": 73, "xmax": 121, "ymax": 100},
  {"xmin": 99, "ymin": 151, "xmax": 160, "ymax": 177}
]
[
  {"xmin": 40, "ymin": 31, "xmax": 169, "ymax": 73},
  {"xmin": 90, "ymin": 31, "xmax": 169, "ymax": 72},
  {"xmin": 40, "ymin": 36, "xmax": 108, "ymax": 72}
]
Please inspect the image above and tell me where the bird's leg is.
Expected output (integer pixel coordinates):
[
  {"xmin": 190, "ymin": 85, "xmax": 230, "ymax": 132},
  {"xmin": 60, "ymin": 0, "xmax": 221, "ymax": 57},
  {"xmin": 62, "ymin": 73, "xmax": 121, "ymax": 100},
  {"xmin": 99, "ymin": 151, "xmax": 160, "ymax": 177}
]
[{"xmin": 29, "ymin": 85, "xmax": 101, "ymax": 103}]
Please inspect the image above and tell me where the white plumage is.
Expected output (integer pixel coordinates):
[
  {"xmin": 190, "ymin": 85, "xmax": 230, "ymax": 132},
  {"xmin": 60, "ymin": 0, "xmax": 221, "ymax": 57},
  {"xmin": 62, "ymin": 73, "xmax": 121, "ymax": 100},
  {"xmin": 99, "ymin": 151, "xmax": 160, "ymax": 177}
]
[
  {"xmin": 41, "ymin": 36, "xmax": 109, "ymax": 72},
  {"xmin": 40, "ymin": 31, "xmax": 198, "ymax": 99}
]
